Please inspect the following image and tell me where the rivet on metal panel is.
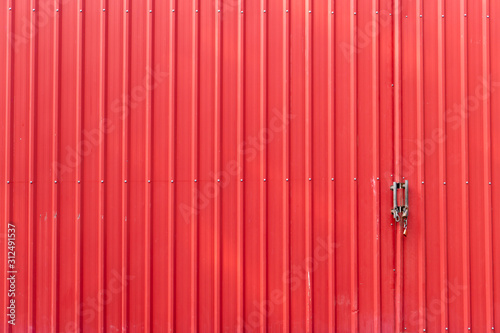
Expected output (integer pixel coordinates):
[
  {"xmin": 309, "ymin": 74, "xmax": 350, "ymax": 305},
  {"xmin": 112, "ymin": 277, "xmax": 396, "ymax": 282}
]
[
  {"xmin": 78, "ymin": 180, "xmax": 81, "ymax": 184},
  {"xmin": 376, "ymin": 11, "xmax": 378, "ymax": 14},
  {"xmin": 173, "ymin": 9, "xmax": 176, "ymax": 12},
  {"xmin": 377, "ymin": 177, "xmax": 380, "ymax": 180},
  {"xmin": 354, "ymin": 12, "xmax": 356, "ymax": 15},
  {"xmin": 80, "ymin": 9, "xmax": 83, "ymax": 12},
  {"xmin": 464, "ymin": 14, "xmax": 467, "ymax": 17},
  {"xmin": 218, "ymin": 9, "xmax": 220, "ymax": 12},
  {"xmin": 241, "ymin": 11, "xmax": 243, "ymax": 13},
  {"xmin": 196, "ymin": 10, "xmax": 198, "ymax": 13},
  {"xmin": 354, "ymin": 178, "xmax": 357, "ymax": 181},
  {"xmin": 124, "ymin": 180, "xmax": 127, "ymax": 183},
  {"xmin": 405, "ymin": 15, "xmax": 408, "ymax": 18},
  {"xmin": 6, "ymin": 181, "xmax": 9, "ymax": 184},
  {"xmin": 30, "ymin": 181, "xmax": 33, "ymax": 184},
  {"xmin": 286, "ymin": 178, "xmax": 289, "ymax": 181},
  {"xmin": 33, "ymin": 8, "xmax": 35, "ymax": 11},
  {"xmin": 444, "ymin": 182, "xmax": 446, "ymax": 185},
  {"xmin": 423, "ymin": 329, "xmax": 426, "ymax": 332},
  {"xmin": 240, "ymin": 179, "xmax": 243, "ymax": 182},
  {"xmin": 442, "ymin": 15, "xmax": 444, "ymax": 18},
  {"xmin": 420, "ymin": 14, "xmax": 422, "ymax": 17},
  {"xmin": 56, "ymin": 9, "xmax": 59, "ymax": 12},
  {"xmin": 126, "ymin": 10, "xmax": 128, "ymax": 13},
  {"xmin": 101, "ymin": 180, "xmax": 104, "ymax": 183},
  {"xmin": 102, "ymin": 8, "xmax": 105, "ymax": 12},
  {"xmin": 422, "ymin": 181, "xmax": 424, "ymax": 184},
  {"xmin": 148, "ymin": 180, "xmax": 151, "ymax": 183},
  {"xmin": 393, "ymin": 269, "xmax": 396, "ymax": 272},
  {"xmin": 149, "ymin": 10, "xmax": 152, "ymax": 13},
  {"xmin": 9, "ymin": 7, "xmax": 11, "ymax": 10},
  {"xmin": 286, "ymin": 9, "xmax": 289, "ymax": 13},
  {"xmin": 217, "ymin": 179, "xmax": 220, "ymax": 182},
  {"xmin": 309, "ymin": 178, "xmax": 312, "ymax": 181},
  {"xmin": 194, "ymin": 179, "xmax": 197, "ymax": 182},
  {"xmin": 445, "ymin": 328, "xmax": 448, "ymax": 331},
  {"xmin": 331, "ymin": 11, "xmax": 334, "ymax": 14},
  {"xmin": 309, "ymin": 10, "xmax": 312, "ymax": 13},
  {"xmin": 466, "ymin": 181, "xmax": 469, "ymax": 184},
  {"xmin": 468, "ymin": 328, "xmax": 471, "ymax": 331},
  {"xmin": 332, "ymin": 178, "xmax": 335, "ymax": 181},
  {"xmin": 171, "ymin": 180, "xmax": 174, "ymax": 183},
  {"xmin": 263, "ymin": 10, "xmax": 266, "ymax": 13},
  {"xmin": 389, "ymin": 13, "xmax": 392, "ymax": 15},
  {"xmin": 264, "ymin": 179, "xmax": 266, "ymax": 182},
  {"xmin": 55, "ymin": 180, "xmax": 57, "ymax": 184},
  {"xmin": 487, "ymin": 15, "xmax": 490, "ymax": 18},
  {"xmin": 392, "ymin": 84, "xmax": 394, "ymax": 87},
  {"xmin": 489, "ymin": 182, "xmax": 492, "ymax": 185}
]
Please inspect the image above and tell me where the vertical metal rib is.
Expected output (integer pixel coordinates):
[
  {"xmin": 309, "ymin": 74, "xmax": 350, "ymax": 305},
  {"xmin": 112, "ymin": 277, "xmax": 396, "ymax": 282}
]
[
  {"xmin": 145, "ymin": 0, "xmax": 154, "ymax": 331},
  {"xmin": 122, "ymin": 0, "xmax": 130, "ymax": 329},
  {"xmin": 52, "ymin": 1, "xmax": 60, "ymax": 331}
]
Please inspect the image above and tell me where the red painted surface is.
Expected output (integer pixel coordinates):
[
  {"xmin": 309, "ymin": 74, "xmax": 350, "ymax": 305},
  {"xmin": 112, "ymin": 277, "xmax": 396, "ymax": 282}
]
[{"xmin": 0, "ymin": 0, "xmax": 499, "ymax": 332}]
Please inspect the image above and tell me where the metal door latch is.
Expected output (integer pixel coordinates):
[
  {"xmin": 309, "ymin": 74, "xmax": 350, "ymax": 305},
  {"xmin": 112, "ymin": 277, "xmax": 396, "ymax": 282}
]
[{"xmin": 390, "ymin": 180, "xmax": 408, "ymax": 236}]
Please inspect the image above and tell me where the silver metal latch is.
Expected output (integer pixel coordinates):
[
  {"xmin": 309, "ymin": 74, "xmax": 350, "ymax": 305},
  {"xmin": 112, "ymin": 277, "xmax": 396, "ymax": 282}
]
[{"xmin": 390, "ymin": 180, "xmax": 408, "ymax": 236}]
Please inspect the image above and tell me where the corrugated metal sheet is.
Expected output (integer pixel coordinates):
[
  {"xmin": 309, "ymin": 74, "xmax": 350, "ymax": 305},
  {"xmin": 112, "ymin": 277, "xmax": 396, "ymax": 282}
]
[{"xmin": 1, "ymin": 0, "xmax": 499, "ymax": 332}]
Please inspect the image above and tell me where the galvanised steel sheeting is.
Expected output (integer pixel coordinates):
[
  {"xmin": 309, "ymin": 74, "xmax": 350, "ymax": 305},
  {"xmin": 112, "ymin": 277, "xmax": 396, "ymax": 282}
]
[{"xmin": 0, "ymin": 0, "xmax": 499, "ymax": 332}]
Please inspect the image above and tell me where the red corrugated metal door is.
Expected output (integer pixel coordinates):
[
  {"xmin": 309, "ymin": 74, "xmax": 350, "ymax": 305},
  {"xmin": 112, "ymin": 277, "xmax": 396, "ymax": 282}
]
[{"xmin": 1, "ymin": 0, "xmax": 500, "ymax": 332}]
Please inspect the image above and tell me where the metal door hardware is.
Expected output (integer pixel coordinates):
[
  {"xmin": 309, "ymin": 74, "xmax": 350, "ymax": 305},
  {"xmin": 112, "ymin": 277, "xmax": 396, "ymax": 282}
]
[{"xmin": 390, "ymin": 180, "xmax": 409, "ymax": 236}]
